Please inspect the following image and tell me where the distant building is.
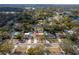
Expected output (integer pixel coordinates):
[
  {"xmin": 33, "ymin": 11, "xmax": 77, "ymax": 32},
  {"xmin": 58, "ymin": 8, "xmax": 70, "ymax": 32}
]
[
  {"xmin": 64, "ymin": 30, "xmax": 74, "ymax": 34},
  {"xmin": 23, "ymin": 32, "xmax": 33, "ymax": 39}
]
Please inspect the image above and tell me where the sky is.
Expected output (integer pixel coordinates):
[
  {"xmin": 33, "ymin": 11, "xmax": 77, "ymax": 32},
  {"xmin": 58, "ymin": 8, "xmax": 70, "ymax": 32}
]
[{"xmin": 0, "ymin": 0, "xmax": 79, "ymax": 4}]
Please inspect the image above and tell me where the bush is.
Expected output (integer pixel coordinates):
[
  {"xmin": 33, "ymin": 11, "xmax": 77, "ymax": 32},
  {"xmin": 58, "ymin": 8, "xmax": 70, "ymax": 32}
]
[{"xmin": 15, "ymin": 34, "xmax": 22, "ymax": 40}]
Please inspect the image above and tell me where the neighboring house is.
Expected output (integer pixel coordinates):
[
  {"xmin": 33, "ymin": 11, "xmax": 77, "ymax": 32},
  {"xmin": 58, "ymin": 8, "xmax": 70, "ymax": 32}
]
[
  {"xmin": 12, "ymin": 32, "xmax": 21, "ymax": 39},
  {"xmin": 47, "ymin": 33, "xmax": 56, "ymax": 39},
  {"xmin": 23, "ymin": 32, "xmax": 33, "ymax": 39},
  {"xmin": 64, "ymin": 30, "xmax": 74, "ymax": 34},
  {"xmin": 35, "ymin": 32, "xmax": 44, "ymax": 36},
  {"xmin": 56, "ymin": 32, "xmax": 66, "ymax": 38},
  {"xmin": 63, "ymin": 11, "xmax": 72, "ymax": 16},
  {"xmin": 24, "ymin": 32, "xmax": 33, "ymax": 36},
  {"xmin": 47, "ymin": 17, "xmax": 53, "ymax": 21},
  {"xmin": 67, "ymin": 30, "xmax": 74, "ymax": 34}
]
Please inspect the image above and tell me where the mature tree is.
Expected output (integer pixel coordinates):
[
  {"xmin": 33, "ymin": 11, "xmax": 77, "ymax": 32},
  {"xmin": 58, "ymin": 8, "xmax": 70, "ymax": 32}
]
[
  {"xmin": 15, "ymin": 34, "xmax": 22, "ymax": 40},
  {"xmin": 27, "ymin": 45, "xmax": 50, "ymax": 55},
  {"xmin": 0, "ymin": 40, "xmax": 14, "ymax": 54},
  {"xmin": 60, "ymin": 38, "xmax": 76, "ymax": 54}
]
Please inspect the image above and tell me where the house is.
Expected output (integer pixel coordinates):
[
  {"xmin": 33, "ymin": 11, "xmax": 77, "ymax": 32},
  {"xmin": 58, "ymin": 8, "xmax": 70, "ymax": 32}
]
[
  {"xmin": 24, "ymin": 33, "xmax": 30, "ymax": 36},
  {"xmin": 63, "ymin": 11, "xmax": 72, "ymax": 16},
  {"xmin": 67, "ymin": 30, "xmax": 74, "ymax": 34},
  {"xmin": 14, "ymin": 32, "xmax": 20, "ymax": 36},
  {"xmin": 44, "ymin": 32, "xmax": 48, "ymax": 36},
  {"xmin": 23, "ymin": 32, "xmax": 33, "ymax": 39},
  {"xmin": 64, "ymin": 30, "xmax": 74, "ymax": 34},
  {"xmin": 47, "ymin": 33, "xmax": 56, "ymax": 39},
  {"xmin": 47, "ymin": 17, "xmax": 53, "ymax": 21},
  {"xmin": 12, "ymin": 32, "xmax": 21, "ymax": 39},
  {"xmin": 36, "ymin": 32, "xmax": 44, "ymax": 36},
  {"xmin": 56, "ymin": 32, "xmax": 66, "ymax": 38},
  {"xmin": 33, "ymin": 32, "xmax": 45, "ymax": 37},
  {"xmin": 24, "ymin": 32, "xmax": 32, "ymax": 36}
]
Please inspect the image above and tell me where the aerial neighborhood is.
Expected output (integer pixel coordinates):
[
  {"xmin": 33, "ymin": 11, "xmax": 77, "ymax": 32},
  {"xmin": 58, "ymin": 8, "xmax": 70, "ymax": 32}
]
[{"xmin": 0, "ymin": 4, "xmax": 79, "ymax": 55}]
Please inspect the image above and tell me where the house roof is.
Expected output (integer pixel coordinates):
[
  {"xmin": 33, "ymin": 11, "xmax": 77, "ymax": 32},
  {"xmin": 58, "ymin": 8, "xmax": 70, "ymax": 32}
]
[
  {"xmin": 47, "ymin": 33, "xmax": 55, "ymax": 38},
  {"xmin": 14, "ymin": 32, "xmax": 20, "ymax": 35}
]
